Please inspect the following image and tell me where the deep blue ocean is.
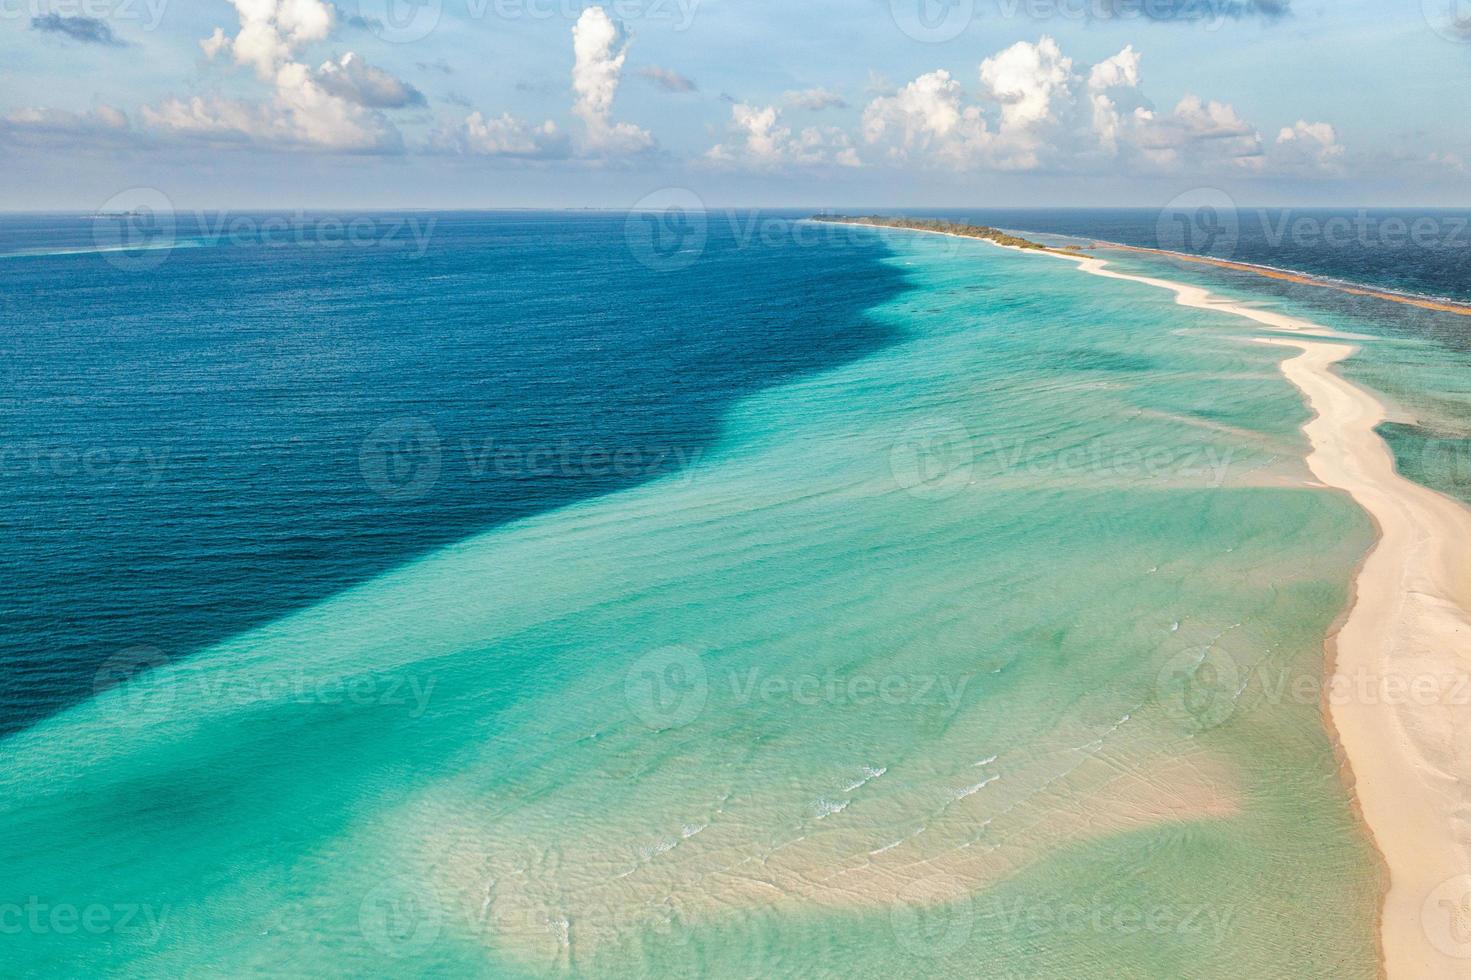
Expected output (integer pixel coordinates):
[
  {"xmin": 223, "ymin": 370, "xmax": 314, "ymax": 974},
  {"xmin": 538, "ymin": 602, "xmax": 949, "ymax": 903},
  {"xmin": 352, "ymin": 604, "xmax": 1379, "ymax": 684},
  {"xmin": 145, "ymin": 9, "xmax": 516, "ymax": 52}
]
[
  {"xmin": 2, "ymin": 206, "xmax": 1467, "ymax": 739},
  {"xmin": 0, "ymin": 211, "xmax": 914, "ymax": 737}
]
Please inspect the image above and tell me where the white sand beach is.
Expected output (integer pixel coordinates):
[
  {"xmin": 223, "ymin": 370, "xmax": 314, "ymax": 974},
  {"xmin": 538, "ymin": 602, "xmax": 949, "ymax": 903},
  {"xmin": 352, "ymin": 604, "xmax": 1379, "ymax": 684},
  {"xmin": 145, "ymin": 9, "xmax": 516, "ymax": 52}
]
[
  {"xmin": 1055, "ymin": 248, "xmax": 1471, "ymax": 979},
  {"xmin": 820, "ymin": 219, "xmax": 1471, "ymax": 976}
]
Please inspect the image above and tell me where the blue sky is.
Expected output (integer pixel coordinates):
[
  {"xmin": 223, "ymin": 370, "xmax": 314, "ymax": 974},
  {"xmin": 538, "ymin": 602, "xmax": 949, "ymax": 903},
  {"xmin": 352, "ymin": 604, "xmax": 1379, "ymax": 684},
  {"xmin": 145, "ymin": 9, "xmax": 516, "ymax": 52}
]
[{"xmin": 2, "ymin": 0, "xmax": 1468, "ymax": 208}]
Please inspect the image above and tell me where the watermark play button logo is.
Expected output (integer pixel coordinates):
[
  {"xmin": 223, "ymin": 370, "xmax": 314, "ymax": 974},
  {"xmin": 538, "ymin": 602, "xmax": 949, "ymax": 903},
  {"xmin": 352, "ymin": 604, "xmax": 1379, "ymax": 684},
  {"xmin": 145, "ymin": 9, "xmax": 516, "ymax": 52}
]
[
  {"xmin": 624, "ymin": 645, "xmax": 707, "ymax": 730},
  {"xmin": 1423, "ymin": 0, "xmax": 1471, "ymax": 42},
  {"xmin": 889, "ymin": 0, "xmax": 975, "ymax": 42},
  {"xmin": 625, "ymin": 188, "xmax": 708, "ymax": 272},
  {"xmin": 357, "ymin": 0, "xmax": 443, "ymax": 43}
]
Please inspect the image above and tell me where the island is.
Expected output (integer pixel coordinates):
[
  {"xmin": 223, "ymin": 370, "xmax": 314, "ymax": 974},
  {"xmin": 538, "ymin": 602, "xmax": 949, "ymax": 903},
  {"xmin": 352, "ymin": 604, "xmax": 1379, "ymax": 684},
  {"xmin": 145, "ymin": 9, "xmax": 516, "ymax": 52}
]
[{"xmin": 808, "ymin": 214, "xmax": 1070, "ymax": 253}]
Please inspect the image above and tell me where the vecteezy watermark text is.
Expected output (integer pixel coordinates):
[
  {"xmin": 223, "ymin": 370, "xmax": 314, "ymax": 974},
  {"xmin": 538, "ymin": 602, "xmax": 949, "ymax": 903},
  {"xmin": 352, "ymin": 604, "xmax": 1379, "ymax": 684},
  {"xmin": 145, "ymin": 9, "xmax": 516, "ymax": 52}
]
[
  {"xmin": 0, "ymin": 898, "xmax": 169, "ymax": 944},
  {"xmin": 360, "ymin": 417, "xmax": 704, "ymax": 501},
  {"xmin": 356, "ymin": 0, "xmax": 700, "ymax": 43},
  {"xmin": 0, "ymin": 443, "xmax": 170, "ymax": 486},
  {"xmin": 985, "ymin": 896, "xmax": 1234, "ymax": 943},
  {"xmin": 92, "ymin": 189, "xmax": 439, "ymax": 272},
  {"xmin": 888, "ymin": 0, "xmax": 1249, "ymax": 43},
  {"xmin": 726, "ymin": 668, "xmax": 972, "ymax": 712},
  {"xmin": 623, "ymin": 645, "xmax": 974, "ymax": 730},
  {"xmin": 1257, "ymin": 210, "xmax": 1471, "ymax": 250},
  {"xmin": 1, "ymin": 0, "xmax": 167, "ymax": 31},
  {"xmin": 890, "ymin": 419, "xmax": 1240, "ymax": 501},
  {"xmin": 1156, "ymin": 642, "xmax": 1471, "ymax": 734},
  {"xmin": 93, "ymin": 646, "xmax": 438, "ymax": 721}
]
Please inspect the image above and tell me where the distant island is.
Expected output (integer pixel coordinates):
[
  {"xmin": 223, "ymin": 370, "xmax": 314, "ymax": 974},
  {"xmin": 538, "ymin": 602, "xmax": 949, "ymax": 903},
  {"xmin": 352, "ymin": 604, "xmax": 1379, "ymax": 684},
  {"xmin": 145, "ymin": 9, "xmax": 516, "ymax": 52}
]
[
  {"xmin": 808, "ymin": 214, "xmax": 1069, "ymax": 253},
  {"xmin": 811, "ymin": 213, "xmax": 1471, "ymax": 317}
]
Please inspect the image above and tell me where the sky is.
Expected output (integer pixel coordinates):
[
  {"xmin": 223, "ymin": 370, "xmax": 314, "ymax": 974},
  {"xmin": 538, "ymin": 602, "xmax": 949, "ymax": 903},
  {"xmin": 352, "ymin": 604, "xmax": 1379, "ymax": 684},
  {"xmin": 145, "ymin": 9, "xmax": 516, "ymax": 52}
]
[{"xmin": 1, "ymin": 0, "xmax": 1468, "ymax": 208}]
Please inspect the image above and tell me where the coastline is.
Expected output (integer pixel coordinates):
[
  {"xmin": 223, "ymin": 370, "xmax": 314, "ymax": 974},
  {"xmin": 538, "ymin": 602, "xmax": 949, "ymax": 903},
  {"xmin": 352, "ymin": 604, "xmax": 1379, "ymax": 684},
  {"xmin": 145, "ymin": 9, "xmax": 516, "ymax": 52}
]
[
  {"xmin": 1091, "ymin": 240, "xmax": 1471, "ymax": 318},
  {"xmin": 808, "ymin": 214, "xmax": 1471, "ymax": 317},
  {"xmin": 817, "ymin": 218, "xmax": 1471, "ymax": 977}
]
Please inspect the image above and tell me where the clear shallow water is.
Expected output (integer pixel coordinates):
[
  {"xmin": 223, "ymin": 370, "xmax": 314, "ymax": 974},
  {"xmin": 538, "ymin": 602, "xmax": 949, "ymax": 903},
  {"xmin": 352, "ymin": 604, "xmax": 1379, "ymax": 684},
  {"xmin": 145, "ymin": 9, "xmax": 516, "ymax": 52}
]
[
  {"xmin": 895, "ymin": 206, "xmax": 1471, "ymax": 310},
  {"xmin": 0, "ymin": 219, "xmax": 1387, "ymax": 976},
  {"xmin": 1010, "ymin": 225, "xmax": 1471, "ymax": 512}
]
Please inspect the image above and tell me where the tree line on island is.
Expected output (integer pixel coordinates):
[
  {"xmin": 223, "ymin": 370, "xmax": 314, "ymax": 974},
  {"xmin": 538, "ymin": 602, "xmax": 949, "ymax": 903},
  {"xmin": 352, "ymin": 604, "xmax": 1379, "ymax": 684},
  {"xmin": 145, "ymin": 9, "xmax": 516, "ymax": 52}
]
[{"xmin": 808, "ymin": 214, "xmax": 1076, "ymax": 253}]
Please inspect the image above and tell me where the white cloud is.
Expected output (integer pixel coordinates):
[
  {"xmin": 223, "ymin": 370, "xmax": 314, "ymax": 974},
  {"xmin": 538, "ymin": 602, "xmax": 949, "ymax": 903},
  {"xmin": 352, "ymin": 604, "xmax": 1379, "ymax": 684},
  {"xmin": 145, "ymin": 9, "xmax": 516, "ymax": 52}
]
[
  {"xmin": 980, "ymin": 37, "xmax": 1074, "ymax": 133},
  {"xmin": 4, "ymin": 105, "xmax": 130, "ymax": 134},
  {"xmin": 203, "ymin": 0, "xmax": 335, "ymax": 80},
  {"xmin": 1272, "ymin": 119, "xmax": 1344, "ymax": 174},
  {"xmin": 0, "ymin": 104, "xmax": 139, "ymax": 152},
  {"xmin": 1170, "ymin": 95, "xmax": 1257, "ymax": 141},
  {"xmin": 315, "ymin": 53, "xmax": 425, "ymax": 109},
  {"xmin": 974, "ymin": 38, "xmax": 1078, "ymax": 169},
  {"xmin": 707, "ymin": 103, "xmax": 858, "ymax": 168},
  {"xmin": 201, "ymin": 27, "xmax": 230, "ymax": 61},
  {"xmin": 861, "ymin": 36, "xmax": 1310, "ymax": 177},
  {"xmin": 1121, "ymin": 95, "xmax": 1264, "ymax": 171},
  {"xmin": 453, "ymin": 111, "xmax": 570, "ymax": 158},
  {"xmin": 861, "ymin": 70, "xmax": 991, "ymax": 166},
  {"xmin": 783, "ymin": 87, "xmax": 847, "ymax": 111},
  {"xmin": 159, "ymin": 0, "xmax": 399, "ymax": 151},
  {"xmin": 1086, "ymin": 44, "xmax": 1141, "ymax": 154},
  {"xmin": 1087, "ymin": 45, "xmax": 1141, "ymax": 92},
  {"xmin": 143, "ymin": 81, "xmax": 399, "ymax": 152},
  {"xmin": 141, "ymin": 95, "xmax": 279, "ymax": 143},
  {"xmin": 571, "ymin": 7, "xmax": 653, "ymax": 153}
]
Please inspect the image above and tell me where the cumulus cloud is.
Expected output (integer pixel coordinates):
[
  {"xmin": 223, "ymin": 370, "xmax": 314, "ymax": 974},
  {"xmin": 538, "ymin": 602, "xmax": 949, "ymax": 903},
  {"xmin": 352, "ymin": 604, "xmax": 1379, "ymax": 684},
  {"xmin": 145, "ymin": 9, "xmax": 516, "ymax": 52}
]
[
  {"xmin": 981, "ymin": 38, "xmax": 1073, "ymax": 131},
  {"xmin": 707, "ymin": 103, "xmax": 858, "ymax": 168},
  {"xmin": 30, "ymin": 13, "xmax": 125, "ymax": 45},
  {"xmin": 140, "ymin": 96, "xmax": 280, "ymax": 145},
  {"xmin": 977, "ymin": 36, "xmax": 1079, "ymax": 168},
  {"xmin": 1086, "ymin": 45, "xmax": 1142, "ymax": 154},
  {"xmin": 1121, "ymin": 96, "xmax": 1263, "ymax": 170},
  {"xmin": 315, "ymin": 52, "xmax": 425, "ymax": 108},
  {"xmin": 7, "ymin": 105, "xmax": 128, "ymax": 130},
  {"xmin": 202, "ymin": 0, "xmax": 335, "ymax": 80},
  {"xmin": 861, "ymin": 39, "xmax": 1093, "ymax": 171},
  {"xmin": 174, "ymin": 0, "xmax": 400, "ymax": 151},
  {"xmin": 783, "ymin": 87, "xmax": 847, "ymax": 111},
  {"xmin": 1, "ymin": 105, "xmax": 134, "ymax": 147},
  {"xmin": 861, "ymin": 36, "xmax": 1315, "ymax": 177},
  {"xmin": 638, "ymin": 66, "xmax": 696, "ymax": 93},
  {"xmin": 436, "ymin": 111, "xmax": 571, "ymax": 159},
  {"xmin": 861, "ymin": 70, "xmax": 992, "ymax": 167},
  {"xmin": 1272, "ymin": 119, "xmax": 1344, "ymax": 174},
  {"xmin": 143, "ymin": 77, "xmax": 399, "ymax": 152},
  {"xmin": 571, "ymin": 7, "xmax": 653, "ymax": 153}
]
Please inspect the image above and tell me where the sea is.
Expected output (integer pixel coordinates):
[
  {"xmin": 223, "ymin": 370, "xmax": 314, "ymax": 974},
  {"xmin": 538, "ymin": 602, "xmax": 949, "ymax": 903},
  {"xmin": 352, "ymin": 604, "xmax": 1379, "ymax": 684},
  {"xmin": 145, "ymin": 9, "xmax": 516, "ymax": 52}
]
[{"xmin": 2, "ymin": 207, "xmax": 1468, "ymax": 976}]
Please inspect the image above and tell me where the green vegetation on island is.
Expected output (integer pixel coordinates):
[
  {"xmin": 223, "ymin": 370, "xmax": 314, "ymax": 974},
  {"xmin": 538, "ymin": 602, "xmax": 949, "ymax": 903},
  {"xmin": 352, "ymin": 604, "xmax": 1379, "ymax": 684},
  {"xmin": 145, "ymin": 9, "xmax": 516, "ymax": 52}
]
[{"xmin": 809, "ymin": 214, "xmax": 1071, "ymax": 253}]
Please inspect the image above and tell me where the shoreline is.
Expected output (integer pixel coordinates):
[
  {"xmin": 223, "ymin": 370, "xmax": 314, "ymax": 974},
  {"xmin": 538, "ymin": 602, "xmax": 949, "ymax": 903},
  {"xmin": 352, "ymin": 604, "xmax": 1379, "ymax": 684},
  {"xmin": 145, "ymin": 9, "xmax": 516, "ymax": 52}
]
[
  {"xmin": 1088, "ymin": 240, "xmax": 1471, "ymax": 318},
  {"xmin": 823, "ymin": 218, "xmax": 1471, "ymax": 977},
  {"xmin": 808, "ymin": 214, "xmax": 1471, "ymax": 317}
]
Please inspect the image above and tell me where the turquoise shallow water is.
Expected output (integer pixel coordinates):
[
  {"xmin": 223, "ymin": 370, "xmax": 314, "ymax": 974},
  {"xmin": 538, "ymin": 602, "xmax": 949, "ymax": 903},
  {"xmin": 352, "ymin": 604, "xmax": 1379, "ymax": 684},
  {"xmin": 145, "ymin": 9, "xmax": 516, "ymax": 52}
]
[
  {"xmin": 0, "ymin": 229, "xmax": 1384, "ymax": 976},
  {"xmin": 1073, "ymin": 239, "xmax": 1471, "ymax": 510}
]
